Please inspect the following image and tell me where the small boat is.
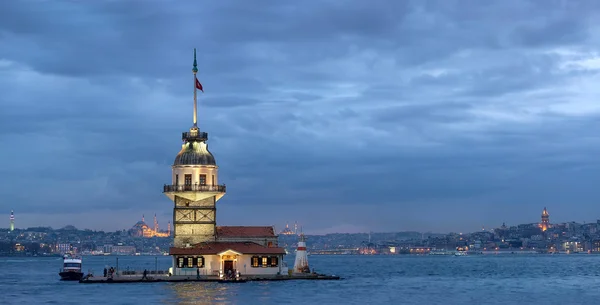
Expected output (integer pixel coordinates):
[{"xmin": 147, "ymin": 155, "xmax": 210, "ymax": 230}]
[
  {"xmin": 455, "ymin": 246, "xmax": 468, "ymax": 256},
  {"xmin": 59, "ymin": 253, "xmax": 84, "ymax": 281}
]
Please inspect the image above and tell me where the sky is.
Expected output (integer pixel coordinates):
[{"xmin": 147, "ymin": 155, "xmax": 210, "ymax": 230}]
[{"xmin": 1, "ymin": 0, "xmax": 600, "ymax": 234}]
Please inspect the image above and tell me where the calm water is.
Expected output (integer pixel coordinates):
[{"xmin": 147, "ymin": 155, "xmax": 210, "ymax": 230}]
[{"xmin": 2, "ymin": 255, "xmax": 600, "ymax": 304}]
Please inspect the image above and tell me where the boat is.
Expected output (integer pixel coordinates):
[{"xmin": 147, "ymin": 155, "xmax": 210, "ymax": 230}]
[
  {"xmin": 454, "ymin": 246, "xmax": 468, "ymax": 256},
  {"xmin": 59, "ymin": 253, "xmax": 84, "ymax": 281}
]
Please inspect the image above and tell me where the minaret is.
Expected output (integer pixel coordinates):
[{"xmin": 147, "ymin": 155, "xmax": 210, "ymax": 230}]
[
  {"xmin": 154, "ymin": 214, "xmax": 158, "ymax": 232},
  {"xmin": 540, "ymin": 207, "xmax": 550, "ymax": 232},
  {"xmin": 163, "ymin": 49, "xmax": 226, "ymax": 247},
  {"xmin": 167, "ymin": 221, "xmax": 171, "ymax": 236},
  {"xmin": 142, "ymin": 214, "xmax": 145, "ymax": 223},
  {"xmin": 294, "ymin": 222, "xmax": 298, "ymax": 235},
  {"xmin": 9, "ymin": 210, "xmax": 14, "ymax": 231},
  {"xmin": 293, "ymin": 233, "xmax": 310, "ymax": 273}
]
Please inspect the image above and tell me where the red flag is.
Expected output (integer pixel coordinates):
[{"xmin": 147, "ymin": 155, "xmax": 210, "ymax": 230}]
[{"xmin": 195, "ymin": 77, "xmax": 204, "ymax": 92}]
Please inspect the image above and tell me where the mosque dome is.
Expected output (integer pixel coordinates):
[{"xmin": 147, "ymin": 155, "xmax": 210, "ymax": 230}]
[{"xmin": 174, "ymin": 141, "xmax": 216, "ymax": 166}]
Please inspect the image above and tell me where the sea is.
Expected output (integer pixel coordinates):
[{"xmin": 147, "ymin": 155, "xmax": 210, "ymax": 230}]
[{"xmin": 2, "ymin": 254, "xmax": 600, "ymax": 304}]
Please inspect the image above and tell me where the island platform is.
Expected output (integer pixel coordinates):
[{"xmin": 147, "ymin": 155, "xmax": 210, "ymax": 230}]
[{"xmin": 79, "ymin": 273, "xmax": 341, "ymax": 284}]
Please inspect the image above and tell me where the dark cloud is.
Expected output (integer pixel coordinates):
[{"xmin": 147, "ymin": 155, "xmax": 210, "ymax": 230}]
[{"xmin": 1, "ymin": 0, "xmax": 600, "ymax": 233}]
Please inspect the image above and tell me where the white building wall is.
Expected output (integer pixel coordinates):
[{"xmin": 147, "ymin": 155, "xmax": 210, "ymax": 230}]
[
  {"xmin": 172, "ymin": 165, "xmax": 219, "ymax": 185},
  {"xmin": 236, "ymin": 254, "xmax": 284, "ymax": 276},
  {"xmin": 171, "ymin": 254, "xmax": 285, "ymax": 276}
]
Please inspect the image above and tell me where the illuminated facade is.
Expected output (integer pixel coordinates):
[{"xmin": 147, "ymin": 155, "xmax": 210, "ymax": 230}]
[
  {"xmin": 129, "ymin": 214, "xmax": 171, "ymax": 238},
  {"xmin": 539, "ymin": 207, "xmax": 550, "ymax": 232},
  {"xmin": 279, "ymin": 223, "xmax": 295, "ymax": 235},
  {"xmin": 9, "ymin": 210, "xmax": 14, "ymax": 231},
  {"xmin": 165, "ymin": 50, "xmax": 286, "ymax": 278}
]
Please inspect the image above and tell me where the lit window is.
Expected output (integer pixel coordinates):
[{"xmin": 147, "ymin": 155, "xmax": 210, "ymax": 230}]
[
  {"xmin": 270, "ymin": 256, "xmax": 278, "ymax": 267},
  {"xmin": 187, "ymin": 257, "xmax": 194, "ymax": 268},
  {"xmin": 178, "ymin": 257, "xmax": 184, "ymax": 268},
  {"xmin": 251, "ymin": 256, "xmax": 259, "ymax": 267},
  {"xmin": 262, "ymin": 257, "xmax": 268, "ymax": 267},
  {"xmin": 197, "ymin": 256, "xmax": 204, "ymax": 268}
]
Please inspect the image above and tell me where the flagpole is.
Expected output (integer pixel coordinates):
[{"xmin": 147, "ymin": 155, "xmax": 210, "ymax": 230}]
[{"xmin": 192, "ymin": 48, "xmax": 198, "ymax": 128}]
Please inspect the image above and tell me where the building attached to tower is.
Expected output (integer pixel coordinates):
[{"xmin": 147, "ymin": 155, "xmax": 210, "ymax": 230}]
[{"xmin": 164, "ymin": 50, "xmax": 286, "ymax": 277}]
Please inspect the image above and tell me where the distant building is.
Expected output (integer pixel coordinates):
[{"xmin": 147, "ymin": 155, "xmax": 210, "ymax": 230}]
[
  {"xmin": 280, "ymin": 223, "xmax": 295, "ymax": 235},
  {"xmin": 9, "ymin": 210, "xmax": 14, "ymax": 231},
  {"xmin": 539, "ymin": 207, "xmax": 550, "ymax": 232},
  {"xmin": 129, "ymin": 214, "xmax": 170, "ymax": 238},
  {"xmin": 111, "ymin": 245, "xmax": 136, "ymax": 255},
  {"xmin": 56, "ymin": 243, "xmax": 72, "ymax": 254}
]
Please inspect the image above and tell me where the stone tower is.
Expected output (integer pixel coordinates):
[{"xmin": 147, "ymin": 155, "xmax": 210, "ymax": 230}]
[
  {"xmin": 9, "ymin": 210, "xmax": 14, "ymax": 231},
  {"xmin": 540, "ymin": 207, "xmax": 550, "ymax": 232},
  {"xmin": 163, "ymin": 49, "xmax": 226, "ymax": 247}
]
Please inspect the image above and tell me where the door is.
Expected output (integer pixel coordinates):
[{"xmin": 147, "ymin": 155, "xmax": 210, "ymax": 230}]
[
  {"xmin": 223, "ymin": 260, "xmax": 234, "ymax": 278},
  {"xmin": 184, "ymin": 174, "xmax": 192, "ymax": 191}
]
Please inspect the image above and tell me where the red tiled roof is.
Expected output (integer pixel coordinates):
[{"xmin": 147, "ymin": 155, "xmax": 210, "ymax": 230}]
[
  {"xmin": 216, "ymin": 226, "xmax": 275, "ymax": 238},
  {"xmin": 169, "ymin": 242, "xmax": 286, "ymax": 255}
]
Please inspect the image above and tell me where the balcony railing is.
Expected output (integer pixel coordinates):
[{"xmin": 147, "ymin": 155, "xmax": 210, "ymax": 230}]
[
  {"xmin": 163, "ymin": 184, "xmax": 226, "ymax": 193},
  {"xmin": 182, "ymin": 131, "xmax": 208, "ymax": 142}
]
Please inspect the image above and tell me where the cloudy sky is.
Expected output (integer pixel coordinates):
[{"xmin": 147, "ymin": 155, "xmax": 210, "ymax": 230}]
[{"xmin": 1, "ymin": 0, "xmax": 600, "ymax": 234}]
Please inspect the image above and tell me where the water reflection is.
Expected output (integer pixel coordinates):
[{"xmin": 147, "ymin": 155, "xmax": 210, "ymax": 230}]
[{"xmin": 168, "ymin": 282, "xmax": 238, "ymax": 305}]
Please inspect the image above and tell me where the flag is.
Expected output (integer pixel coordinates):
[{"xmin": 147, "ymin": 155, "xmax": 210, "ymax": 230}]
[{"xmin": 195, "ymin": 77, "xmax": 204, "ymax": 92}]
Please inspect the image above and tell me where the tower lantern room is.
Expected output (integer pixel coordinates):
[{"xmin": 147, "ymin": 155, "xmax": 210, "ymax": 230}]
[{"xmin": 163, "ymin": 49, "xmax": 226, "ymax": 247}]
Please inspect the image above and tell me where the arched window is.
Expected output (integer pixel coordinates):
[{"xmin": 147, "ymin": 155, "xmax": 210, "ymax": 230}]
[{"xmin": 251, "ymin": 256, "xmax": 259, "ymax": 267}]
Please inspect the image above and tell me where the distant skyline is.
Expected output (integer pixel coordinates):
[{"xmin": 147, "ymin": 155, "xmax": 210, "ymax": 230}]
[
  {"xmin": 3, "ymin": 207, "xmax": 598, "ymax": 235},
  {"xmin": 2, "ymin": 1, "xmax": 600, "ymax": 233}
]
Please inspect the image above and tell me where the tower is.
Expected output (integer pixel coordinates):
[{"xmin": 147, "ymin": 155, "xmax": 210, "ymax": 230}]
[
  {"xmin": 540, "ymin": 207, "xmax": 550, "ymax": 232},
  {"xmin": 9, "ymin": 210, "xmax": 14, "ymax": 231},
  {"xmin": 154, "ymin": 214, "xmax": 158, "ymax": 232},
  {"xmin": 293, "ymin": 233, "xmax": 310, "ymax": 273},
  {"xmin": 163, "ymin": 49, "xmax": 226, "ymax": 247}
]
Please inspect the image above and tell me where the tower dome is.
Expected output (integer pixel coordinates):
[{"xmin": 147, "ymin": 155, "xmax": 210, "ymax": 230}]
[{"xmin": 173, "ymin": 141, "xmax": 216, "ymax": 166}]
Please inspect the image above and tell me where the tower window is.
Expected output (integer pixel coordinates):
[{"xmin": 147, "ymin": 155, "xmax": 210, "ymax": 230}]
[
  {"xmin": 251, "ymin": 256, "xmax": 259, "ymax": 267},
  {"xmin": 199, "ymin": 174, "xmax": 207, "ymax": 185},
  {"xmin": 184, "ymin": 174, "xmax": 192, "ymax": 191},
  {"xmin": 212, "ymin": 175, "xmax": 215, "ymax": 186},
  {"xmin": 175, "ymin": 175, "xmax": 179, "ymax": 186}
]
